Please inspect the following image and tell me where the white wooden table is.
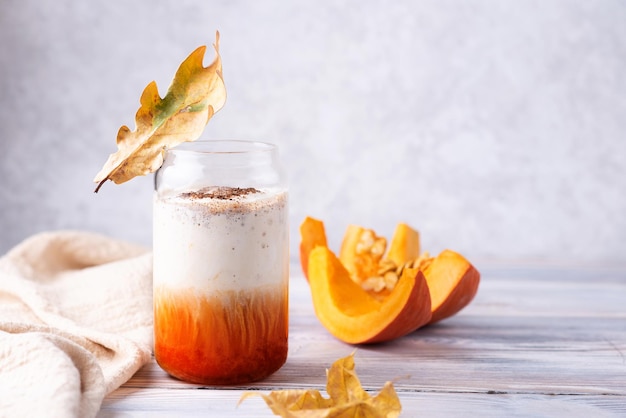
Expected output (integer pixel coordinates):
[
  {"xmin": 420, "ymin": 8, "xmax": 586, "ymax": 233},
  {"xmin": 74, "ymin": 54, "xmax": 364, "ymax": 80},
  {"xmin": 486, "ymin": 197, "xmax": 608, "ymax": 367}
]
[{"xmin": 99, "ymin": 262, "xmax": 626, "ymax": 417}]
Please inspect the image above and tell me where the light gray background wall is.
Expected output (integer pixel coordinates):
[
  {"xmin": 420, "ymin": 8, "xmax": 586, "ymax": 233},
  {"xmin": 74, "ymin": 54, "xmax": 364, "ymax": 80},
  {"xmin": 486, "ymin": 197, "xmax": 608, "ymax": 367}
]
[{"xmin": 1, "ymin": 0, "xmax": 625, "ymax": 263}]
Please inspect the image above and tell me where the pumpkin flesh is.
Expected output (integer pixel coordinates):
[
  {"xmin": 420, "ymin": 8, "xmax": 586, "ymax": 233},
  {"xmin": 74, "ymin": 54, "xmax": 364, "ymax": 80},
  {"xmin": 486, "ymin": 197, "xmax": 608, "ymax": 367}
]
[
  {"xmin": 299, "ymin": 216, "xmax": 328, "ymax": 280},
  {"xmin": 386, "ymin": 223, "xmax": 420, "ymax": 267},
  {"xmin": 338, "ymin": 225, "xmax": 386, "ymax": 285}
]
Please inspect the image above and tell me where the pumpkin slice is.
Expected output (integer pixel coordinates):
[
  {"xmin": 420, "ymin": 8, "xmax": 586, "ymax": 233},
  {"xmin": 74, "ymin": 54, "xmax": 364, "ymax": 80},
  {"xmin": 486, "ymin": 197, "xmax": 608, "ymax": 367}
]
[
  {"xmin": 386, "ymin": 223, "xmax": 420, "ymax": 267},
  {"xmin": 338, "ymin": 224, "xmax": 387, "ymax": 285},
  {"xmin": 299, "ymin": 218, "xmax": 480, "ymax": 343},
  {"xmin": 308, "ymin": 246, "xmax": 432, "ymax": 344},
  {"xmin": 423, "ymin": 250, "xmax": 480, "ymax": 323},
  {"xmin": 299, "ymin": 216, "xmax": 328, "ymax": 280},
  {"xmin": 337, "ymin": 223, "xmax": 424, "ymax": 299}
]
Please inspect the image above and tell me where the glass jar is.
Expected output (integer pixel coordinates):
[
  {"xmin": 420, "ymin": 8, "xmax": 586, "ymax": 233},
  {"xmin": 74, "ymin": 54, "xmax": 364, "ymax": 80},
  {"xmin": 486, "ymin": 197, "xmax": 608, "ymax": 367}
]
[{"xmin": 153, "ymin": 140, "xmax": 289, "ymax": 385}]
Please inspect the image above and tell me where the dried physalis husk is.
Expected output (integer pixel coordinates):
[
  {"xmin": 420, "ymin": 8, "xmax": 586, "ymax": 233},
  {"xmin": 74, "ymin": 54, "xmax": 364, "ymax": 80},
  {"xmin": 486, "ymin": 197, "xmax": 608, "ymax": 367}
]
[
  {"xmin": 238, "ymin": 352, "xmax": 401, "ymax": 418},
  {"xmin": 93, "ymin": 31, "xmax": 227, "ymax": 192}
]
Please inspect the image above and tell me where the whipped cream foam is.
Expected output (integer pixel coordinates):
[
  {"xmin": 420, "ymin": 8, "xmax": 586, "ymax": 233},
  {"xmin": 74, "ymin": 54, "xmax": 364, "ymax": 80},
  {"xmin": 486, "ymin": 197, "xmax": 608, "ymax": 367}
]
[{"xmin": 153, "ymin": 187, "xmax": 289, "ymax": 292}]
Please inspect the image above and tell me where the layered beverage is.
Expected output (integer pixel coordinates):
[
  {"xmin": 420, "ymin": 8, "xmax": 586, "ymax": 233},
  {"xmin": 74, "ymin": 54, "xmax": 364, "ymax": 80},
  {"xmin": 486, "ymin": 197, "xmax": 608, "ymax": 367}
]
[{"xmin": 152, "ymin": 141, "xmax": 289, "ymax": 385}]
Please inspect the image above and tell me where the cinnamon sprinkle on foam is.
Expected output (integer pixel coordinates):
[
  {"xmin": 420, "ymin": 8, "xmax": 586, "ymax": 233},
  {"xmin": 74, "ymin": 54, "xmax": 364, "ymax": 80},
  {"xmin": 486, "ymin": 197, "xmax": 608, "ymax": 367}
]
[{"xmin": 181, "ymin": 186, "xmax": 260, "ymax": 200}]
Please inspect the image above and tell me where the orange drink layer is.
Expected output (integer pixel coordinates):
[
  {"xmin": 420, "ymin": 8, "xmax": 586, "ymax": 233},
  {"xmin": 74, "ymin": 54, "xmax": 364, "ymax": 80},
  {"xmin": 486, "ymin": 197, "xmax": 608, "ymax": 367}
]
[{"xmin": 154, "ymin": 284, "xmax": 288, "ymax": 385}]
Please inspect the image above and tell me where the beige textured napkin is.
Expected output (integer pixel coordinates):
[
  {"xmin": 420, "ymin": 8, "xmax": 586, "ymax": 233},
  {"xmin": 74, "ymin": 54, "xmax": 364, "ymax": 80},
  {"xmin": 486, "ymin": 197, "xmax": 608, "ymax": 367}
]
[{"xmin": 0, "ymin": 231, "xmax": 153, "ymax": 418}]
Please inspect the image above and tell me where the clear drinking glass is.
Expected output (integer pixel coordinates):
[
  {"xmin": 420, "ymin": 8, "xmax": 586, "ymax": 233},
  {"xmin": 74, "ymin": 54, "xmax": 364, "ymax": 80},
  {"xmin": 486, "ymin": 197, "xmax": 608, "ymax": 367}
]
[{"xmin": 152, "ymin": 140, "xmax": 289, "ymax": 385}]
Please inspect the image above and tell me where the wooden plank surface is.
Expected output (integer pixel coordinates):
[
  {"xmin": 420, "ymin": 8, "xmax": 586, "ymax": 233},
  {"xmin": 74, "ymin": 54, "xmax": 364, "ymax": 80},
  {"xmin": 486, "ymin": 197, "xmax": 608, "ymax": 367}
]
[
  {"xmin": 100, "ymin": 389, "xmax": 626, "ymax": 418},
  {"xmin": 99, "ymin": 262, "xmax": 626, "ymax": 417}
]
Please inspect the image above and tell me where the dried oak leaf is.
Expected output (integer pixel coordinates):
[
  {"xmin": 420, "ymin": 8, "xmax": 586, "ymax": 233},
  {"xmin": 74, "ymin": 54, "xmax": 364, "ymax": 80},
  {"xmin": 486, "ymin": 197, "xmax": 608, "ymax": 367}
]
[
  {"xmin": 239, "ymin": 352, "xmax": 401, "ymax": 418},
  {"xmin": 93, "ymin": 31, "xmax": 226, "ymax": 192}
]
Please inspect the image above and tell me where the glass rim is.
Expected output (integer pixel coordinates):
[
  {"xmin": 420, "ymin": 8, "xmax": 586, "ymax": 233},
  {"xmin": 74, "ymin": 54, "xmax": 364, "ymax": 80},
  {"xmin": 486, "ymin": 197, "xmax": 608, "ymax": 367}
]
[{"xmin": 169, "ymin": 140, "xmax": 277, "ymax": 155}]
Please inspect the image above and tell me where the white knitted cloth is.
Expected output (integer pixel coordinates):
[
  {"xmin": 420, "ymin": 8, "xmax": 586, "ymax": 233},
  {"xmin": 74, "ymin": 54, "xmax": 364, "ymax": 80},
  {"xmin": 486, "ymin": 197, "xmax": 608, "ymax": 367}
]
[{"xmin": 0, "ymin": 231, "xmax": 153, "ymax": 418}]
